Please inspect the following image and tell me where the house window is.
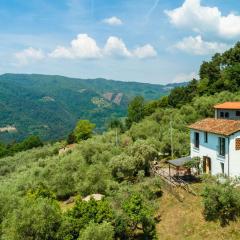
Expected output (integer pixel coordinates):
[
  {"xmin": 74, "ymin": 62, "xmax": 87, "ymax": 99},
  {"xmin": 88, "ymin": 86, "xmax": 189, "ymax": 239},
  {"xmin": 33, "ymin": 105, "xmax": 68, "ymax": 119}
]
[
  {"xmin": 220, "ymin": 162, "xmax": 224, "ymax": 174},
  {"xmin": 220, "ymin": 112, "xmax": 224, "ymax": 118},
  {"xmin": 204, "ymin": 132, "xmax": 208, "ymax": 143},
  {"xmin": 236, "ymin": 111, "xmax": 240, "ymax": 117},
  {"xmin": 236, "ymin": 138, "xmax": 240, "ymax": 151},
  {"xmin": 194, "ymin": 132, "xmax": 199, "ymax": 149},
  {"xmin": 225, "ymin": 112, "xmax": 229, "ymax": 118},
  {"xmin": 218, "ymin": 137, "xmax": 226, "ymax": 157}
]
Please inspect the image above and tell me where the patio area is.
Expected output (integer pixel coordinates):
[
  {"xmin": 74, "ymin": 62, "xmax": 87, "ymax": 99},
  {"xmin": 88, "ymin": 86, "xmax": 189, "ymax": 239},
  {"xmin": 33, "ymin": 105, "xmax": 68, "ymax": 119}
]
[{"xmin": 167, "ymin": 156, "xmax": 200, "ymax": 182}]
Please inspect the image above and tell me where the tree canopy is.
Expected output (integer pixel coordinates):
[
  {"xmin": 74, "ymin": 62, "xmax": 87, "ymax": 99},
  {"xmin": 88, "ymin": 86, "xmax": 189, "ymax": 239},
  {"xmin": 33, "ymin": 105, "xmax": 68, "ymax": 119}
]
[{"xmin": 74, "ymin": 120, "xmax": 96, "ymax": 141}]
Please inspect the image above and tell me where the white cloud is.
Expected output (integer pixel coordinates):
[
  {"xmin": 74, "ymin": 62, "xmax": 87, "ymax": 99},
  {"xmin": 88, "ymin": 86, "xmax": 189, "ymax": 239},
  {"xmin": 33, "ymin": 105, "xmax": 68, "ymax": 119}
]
[
  {"xmin": 49, "ymin": 46, "xmax": 73, "ymax": 59},
  {"xmin": 165, "ymin": 0, "xmax": 240, "ymax": 38},
  {"xmin": 103, "ymin": 16, "xmax": 123, "ymax": 26},
  {"xmin": 173, "ymin": 71, "xmax": 198, "ymax": 83},
  {"xmin": 104, "ymin": 36, "xmax": 132, "ymax": 58},
  {"xmin": 174, "ymin": 35, "xmax": 230, "ymax": 55},
  {"xmin": 219, "ymin": 14, "xmax": 240, "ymax": 39},
  {"xmin": 71, "ymin": 34, "xmax": 102, "ymax": 58},
  {"xmin": 49, "ymin": 34, "xmax": 102, "ymax": 59},
  {"xmin": 15, "ymin": 47, "xmax": 45, "ymax": 65},
  {"xmin": 133, "ymin": 44, "xmax": 157, "ymax": 59},
  {"xmin": 49, "ymin": 34, "xmax": 157, "ymax": 60}
]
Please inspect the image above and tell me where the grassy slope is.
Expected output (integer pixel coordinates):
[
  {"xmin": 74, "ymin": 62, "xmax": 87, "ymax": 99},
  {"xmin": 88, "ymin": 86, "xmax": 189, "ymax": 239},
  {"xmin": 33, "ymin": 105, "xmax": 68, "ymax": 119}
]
[{"xmin": 157, "ymin": 184, "xmax": 240, "ymax": 240}]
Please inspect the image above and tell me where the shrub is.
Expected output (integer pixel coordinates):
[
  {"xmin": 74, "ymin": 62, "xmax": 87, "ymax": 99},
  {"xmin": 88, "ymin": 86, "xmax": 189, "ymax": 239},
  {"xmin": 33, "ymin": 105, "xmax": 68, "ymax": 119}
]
[
  {"xmin": 78, "ymin": 222, "xmax": 114, "ymax": 240},
  {"xmin": 122, "ymin": 193, "xmax": 157, "ymax": 239},
  {"xmin": 74, "ymin": 120, "xmax": 96, "ymax": 141},
  {"xmin": 59, "ymin": 199, "xmax": 113, "ymax": 239},
  {"xmin": 202, "ymin": 180, "xmax": 240, "ymax": 226},
  {"xmin": 78, "ymin": 164, "xmax": 110, "ymax": 196},
  {"xmin": 2, "ymin": 197, "xmax": 62, "ymax": 240},
  {"xmin": 67, "ymin": 132, "xmax": 76, "ymax": 144}
]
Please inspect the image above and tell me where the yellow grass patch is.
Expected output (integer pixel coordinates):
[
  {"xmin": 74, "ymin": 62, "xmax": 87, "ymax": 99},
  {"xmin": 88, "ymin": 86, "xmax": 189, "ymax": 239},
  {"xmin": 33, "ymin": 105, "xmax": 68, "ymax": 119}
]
[{"xmin": 156, "ymin": 183, "xmax": 240, "ymax": 240}]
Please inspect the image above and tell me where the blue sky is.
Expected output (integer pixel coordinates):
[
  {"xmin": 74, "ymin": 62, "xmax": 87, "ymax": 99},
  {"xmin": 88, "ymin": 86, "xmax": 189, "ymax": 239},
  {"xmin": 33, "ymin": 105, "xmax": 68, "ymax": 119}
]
[{"xmin": 1, "ymin": 0, "xmax": 240, "ymax": 84}]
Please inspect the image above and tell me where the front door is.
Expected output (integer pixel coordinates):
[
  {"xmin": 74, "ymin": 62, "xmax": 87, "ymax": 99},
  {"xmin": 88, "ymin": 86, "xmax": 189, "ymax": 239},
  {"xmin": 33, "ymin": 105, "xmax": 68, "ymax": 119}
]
[{"xmin": 203, "ymin": 157, "xmax": 211, "ymax": 174}]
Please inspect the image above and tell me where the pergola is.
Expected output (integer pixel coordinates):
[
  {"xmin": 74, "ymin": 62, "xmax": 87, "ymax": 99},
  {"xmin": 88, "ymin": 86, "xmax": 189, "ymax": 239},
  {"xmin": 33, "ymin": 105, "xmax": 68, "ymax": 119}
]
[{"xmin": 168, "ymin": 156, "xmax": 193, "ymax": 177}]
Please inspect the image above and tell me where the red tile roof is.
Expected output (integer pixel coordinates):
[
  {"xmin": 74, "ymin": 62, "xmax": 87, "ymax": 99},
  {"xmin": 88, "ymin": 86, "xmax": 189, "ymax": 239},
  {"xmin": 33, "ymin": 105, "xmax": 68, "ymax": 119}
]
[
  {"xmin": 189, "ymin": 118, "xmax": 240, "ymax": 136},
  {"xmin": 214, "ymin": 102, "xmax": 240, "ymax": 110}
]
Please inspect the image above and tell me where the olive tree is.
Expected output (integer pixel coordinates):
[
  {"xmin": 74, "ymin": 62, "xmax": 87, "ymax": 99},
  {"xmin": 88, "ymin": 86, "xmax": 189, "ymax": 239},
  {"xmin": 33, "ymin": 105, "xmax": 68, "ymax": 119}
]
[{"xmin": 202, "ymin": 180, "xmax": 240, "ymax": 226}]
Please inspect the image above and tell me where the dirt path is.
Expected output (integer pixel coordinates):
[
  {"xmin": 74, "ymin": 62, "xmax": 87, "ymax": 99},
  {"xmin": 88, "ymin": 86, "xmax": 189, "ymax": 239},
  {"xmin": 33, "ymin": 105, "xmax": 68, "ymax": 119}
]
[{"xmin": 156, "ymin": 183, "xmax": 240, "ymax": 240}]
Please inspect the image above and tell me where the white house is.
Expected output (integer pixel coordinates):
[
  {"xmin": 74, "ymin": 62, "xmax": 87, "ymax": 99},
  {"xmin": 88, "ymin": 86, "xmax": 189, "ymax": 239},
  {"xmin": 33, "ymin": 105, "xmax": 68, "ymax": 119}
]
[{"xmin": 189, "ymin": 102, "xmax": 240, "ymax": 176}]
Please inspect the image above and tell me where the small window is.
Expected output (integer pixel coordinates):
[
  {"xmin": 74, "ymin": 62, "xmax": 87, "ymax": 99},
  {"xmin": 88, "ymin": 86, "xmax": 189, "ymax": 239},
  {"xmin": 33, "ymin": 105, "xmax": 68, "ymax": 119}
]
[
  {"xmin": 194, "ymin": 132, "xmax": 199, "ymax": 149},
  {"xmin": 218, "ymin": 137, "xmax": 226, "ymax": 157},
  {"xmin": 220, "ymin": 162, "xmax": 224, "ymax": 174},
  {"xmin": 236, "ymin": 138, "xmax": 240, "ymax": 151},
  {"xmin": 220, "ymin": 112, "xmax": 224, "ymax": 118},
  {"xmin": 225, "ymin": 112, "xmax": 229, "ymax": 118},
  {"xmin": 236, "ymin": 111, "xmax": 240, "ymax": 117},
  {"xmin": 204, "ymin": 132, "xmax": 208, "ymax": 143}
]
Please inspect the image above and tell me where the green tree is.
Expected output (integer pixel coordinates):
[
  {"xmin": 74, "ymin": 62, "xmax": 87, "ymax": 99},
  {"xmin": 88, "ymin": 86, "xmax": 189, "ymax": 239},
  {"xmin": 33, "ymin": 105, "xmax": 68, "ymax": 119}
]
[
  {"xmin": 0, "ymin": 142, "xmax": 8, "ymax": 158},
  {"xmin": 202, "ymin": 180, "xmax": 240, "ymax": 226},
  {"xmin": 11, "ymin": 135, "xmax": 43, "ymax": 153},
  {"xmin": 122, "ymin": 194, "xmax": 156, "ymax": 239},
  {"xmin": 27, "ymin": 182, "xmax": 56, "ymax": 200},
  {"xmin": 78, "ymin": 164, "xmax": 110, "ymax": 196},
  {"xmin": 108, "ymin": 118, "xmax": 124, "ymax": 146},
  {"xmin": 59, "ymin": 199, "xmax": 113, "ymax": 240},
  {"xmin": 108, "ymin": 118, "xmax": 123, "ymax": 131},
  {"xmin": 168, "ymin": 79, "xmax": 198, "ymax": 108},
  {"xmin": 110, "ymin": 153, "xmax": 137, "ymax": 181},
  {"xmin": 67, "ymin": 132, "xmax": 76, "ymax": 144},
  {"xmin": 126, "ymin": 96, "xmax": 145, "ymax": 128},
  {"xmin": 78, "ymin": 222, "xmax": 114, "ymax": 240},
  {"xmin": 110, "ymin": 140, "xmax": 158, "ymax": 181},
  {"xmin": 129, "ymin": 119, "xmax": 160, "ymax": 141},
  {"xmin": 2, "ymin": 197, "xmax": 62, "ymax": 240},
  {"xmin": 74, "ymin": 120, "xmax": 96, "ymax": 141},
  {"xmin": 184, "ymin": 157, "xmax": 201, "ymax": 175}
]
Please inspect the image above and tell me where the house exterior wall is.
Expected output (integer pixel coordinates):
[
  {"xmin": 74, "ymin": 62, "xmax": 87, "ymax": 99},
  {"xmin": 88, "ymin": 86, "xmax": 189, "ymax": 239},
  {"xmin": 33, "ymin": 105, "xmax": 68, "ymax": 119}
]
[
  {"xmin": 228, "ymin": 132, "xmax": 240, "ymax": 176},
  {"xmin": 215, "ymin": 109, "xmax": 240, "ymax": 120},
  {"xmin": 190, "ymin": 130, "xmax": 229, "ymax": 175}
]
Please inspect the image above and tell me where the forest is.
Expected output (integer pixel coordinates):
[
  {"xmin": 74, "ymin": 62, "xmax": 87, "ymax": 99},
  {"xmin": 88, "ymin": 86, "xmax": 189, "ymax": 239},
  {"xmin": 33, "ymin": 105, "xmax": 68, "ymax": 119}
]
[
  {"xmin": 0, "ymin": 74, "xmax": 182, "ymax": 143},
  {"xmin": 1, "ymin": 43, "xmax": 240, "ymax": 239}
]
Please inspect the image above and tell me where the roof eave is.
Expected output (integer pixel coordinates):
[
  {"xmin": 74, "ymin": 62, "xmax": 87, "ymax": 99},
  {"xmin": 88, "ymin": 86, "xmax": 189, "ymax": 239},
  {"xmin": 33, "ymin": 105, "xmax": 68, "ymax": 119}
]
[{"xmin": 188, "ymin": 127, "xmax": 240, "ymax": 137}]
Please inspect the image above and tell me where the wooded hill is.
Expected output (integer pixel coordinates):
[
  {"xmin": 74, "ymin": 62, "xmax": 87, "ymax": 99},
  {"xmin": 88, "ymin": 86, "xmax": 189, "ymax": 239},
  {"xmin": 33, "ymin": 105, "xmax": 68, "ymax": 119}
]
[{"xmin": 0, "ymin": 74, "xmax": 184, "ymax": 142}]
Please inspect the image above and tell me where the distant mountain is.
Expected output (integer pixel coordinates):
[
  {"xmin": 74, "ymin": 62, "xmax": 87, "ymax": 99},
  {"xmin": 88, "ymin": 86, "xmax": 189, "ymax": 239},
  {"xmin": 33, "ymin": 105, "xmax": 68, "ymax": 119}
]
[{"xmin": 0, "ymin": 74, "xmax": 186, "ymax": 142}]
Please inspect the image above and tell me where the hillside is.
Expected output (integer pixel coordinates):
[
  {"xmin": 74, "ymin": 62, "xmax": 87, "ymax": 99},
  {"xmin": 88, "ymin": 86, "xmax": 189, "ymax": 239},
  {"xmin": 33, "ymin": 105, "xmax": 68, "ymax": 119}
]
[
  {"xmin": 0, "ymin": 74, "xmax": 184, "ymax": 142},
  {"xmin": 1, "ymin": 43, "xmax": 240, "ymax": 239},
  {"xmin": 157, "ymin": 183, "xmax": 240, "ymax": 240}
]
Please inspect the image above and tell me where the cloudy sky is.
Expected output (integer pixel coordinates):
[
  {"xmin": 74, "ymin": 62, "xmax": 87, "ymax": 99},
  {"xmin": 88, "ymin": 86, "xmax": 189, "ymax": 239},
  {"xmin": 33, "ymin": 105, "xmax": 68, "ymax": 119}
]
[{"xmin": 1, "ymin": 0, "xmax": 240, "ymax": 84}]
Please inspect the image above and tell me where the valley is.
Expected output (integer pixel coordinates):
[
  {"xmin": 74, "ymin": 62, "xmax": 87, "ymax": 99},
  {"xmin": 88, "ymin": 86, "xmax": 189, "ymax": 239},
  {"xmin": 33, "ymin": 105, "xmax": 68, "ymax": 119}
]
[{"xmin": 0, "ymin": 74, "xmax": 185, "ymax": 142}]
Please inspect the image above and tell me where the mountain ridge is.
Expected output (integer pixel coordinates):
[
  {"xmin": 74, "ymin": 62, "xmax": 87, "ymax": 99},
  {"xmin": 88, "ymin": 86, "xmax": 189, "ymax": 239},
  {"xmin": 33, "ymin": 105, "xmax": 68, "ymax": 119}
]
[{"xmin": 0, "ymin": 73, "xmax": 187, "ymax": 142}]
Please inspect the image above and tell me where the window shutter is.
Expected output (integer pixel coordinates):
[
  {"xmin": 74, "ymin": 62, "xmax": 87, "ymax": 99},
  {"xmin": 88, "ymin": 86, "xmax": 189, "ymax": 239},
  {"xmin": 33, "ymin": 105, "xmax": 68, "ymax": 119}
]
[{"xmin": 236, "ymin": 138, "xmax": 240, "ymax": 151}]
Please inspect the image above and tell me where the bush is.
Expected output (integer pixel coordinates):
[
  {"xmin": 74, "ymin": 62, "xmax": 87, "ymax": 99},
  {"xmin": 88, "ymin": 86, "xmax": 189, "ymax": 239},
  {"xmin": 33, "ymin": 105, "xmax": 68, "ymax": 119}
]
[
  {"xmin": 59, "ymin": 199, "xmax": 113, "ymax": 239},
  {"xmin": 67, "ymin": 132, "xmax": 76, "ymax": 144},
  {"xmin": 122, "ymin": 193, "xmax": 157, "ymax": 239},
  {"xmin": 78, "ymin": 222, "xmax": 114, "ymax": 240},
  {"xmin": 110, "ymin": 153, "xmax": 137, "ymax": 181},
  {"xmin": 2, "ymin": 197, "xmax": 62, "ymax": 240},
  {"xmin": 110, "ymin": 140, "xmax": 158, "ymax": 182},
  {"xmin": 74, "ymin": 120, "xmax": 96, "ymax": 141},
  {"xmin": 202, "ymin": 180, "xmax": 240, "ymax": 226},
  {"xmin": 126, "ymin": 96, "xmax": 145, "ymax": 128},
  {"xmin": 78, "ymin": 164, "xmax": 110, "ymax": 196}
]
